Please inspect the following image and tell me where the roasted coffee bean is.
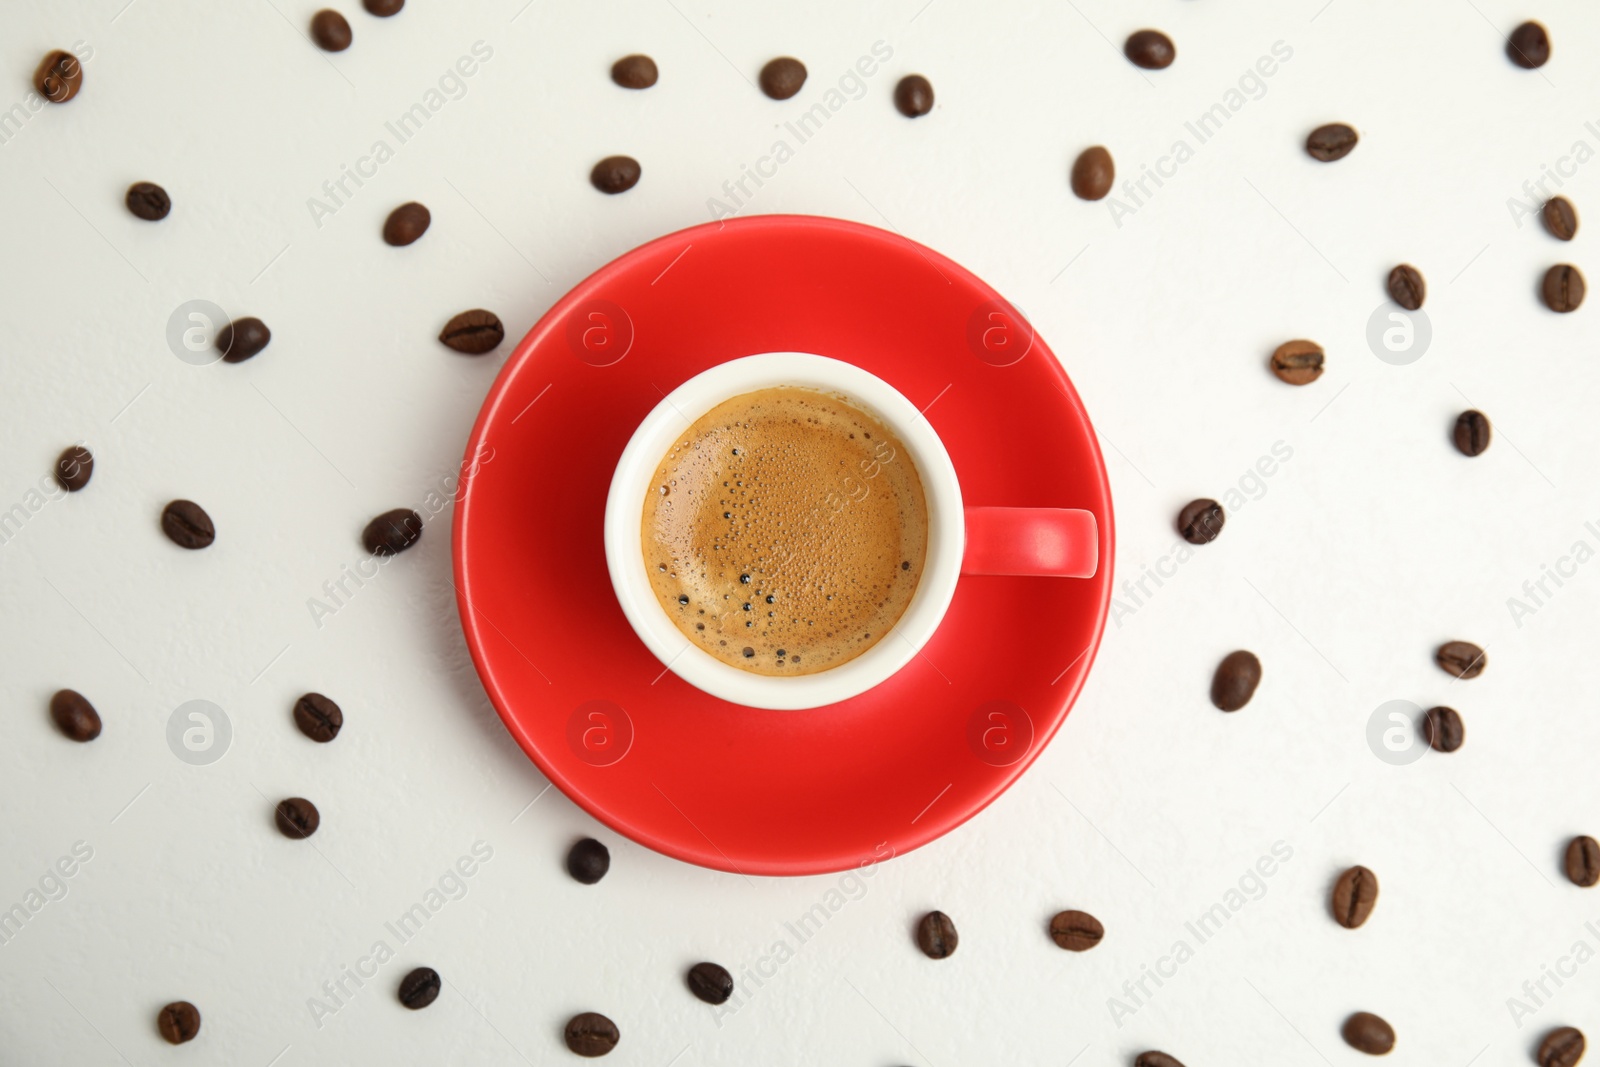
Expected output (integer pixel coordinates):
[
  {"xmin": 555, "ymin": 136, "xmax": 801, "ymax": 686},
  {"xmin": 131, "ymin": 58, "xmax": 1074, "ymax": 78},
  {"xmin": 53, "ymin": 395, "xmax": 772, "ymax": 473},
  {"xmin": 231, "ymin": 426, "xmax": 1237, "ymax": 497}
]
[
  {"xmin": 1049, "ymin": 909, "xmax": 1104, "ymax": 951},
  {"xmin": 1540, "ymin": 1027, "xmax": 1585, "ymax": 1067},
  {"xmin": 34, "ymin": 50, "xmax": 83, "ymax": 103},
  {"xmin": 1306, "ymin": 123, "xmax": 1358, "ymax": 162},
  {"xmin": 382, "ymin": 201, "xmax": 430, "ymax": 246},
  {"xmin": 364, "ymin": 0, "xmax": 404, "ymax": 15},
  {"xmin": 1071, "ymin": 146, "xmax": 1115, "ymax": 201},
  {"xmin": 1178, "ymin": 498, "xmax": 1224, "ymax": 545},
  {"xmin": 50, "ymin": 689, "xmax": 102, "ymax": 742},
  {"xmin": 398, "ymin": 966, "xmax": 441, "ymax": 1009},
  {"xmin": 611, "ymin": 54, "xmax": 658, "ymax": 89},
  {"xmin": 1544, "ymin": 197, "xmax": 1579, "ymax": 241},
  {"xmin": 125, "ymin": 182, "xmax": 171, "ymax": 221},
  {"xmin": 564, "ymin": 1012, "xmax": 620, "ymax": 1057},
  {"xmin": 1452, "ymin": 410, "xmax": 1491, "ymax": 457},
  {"xmin": 1210, "ymin": 651, "xmax": 1262, "ymax": 712},
  {"xmin": 1125, "ymin": 30, "xmax": 1176, "ymax": 70},
  {"xmin": 1135, "ymin": 1054, "xmax": 1186, "ymax": 1067},
  {"xmin": 916, "ymin": 911, "xmax": 958, "ymax": 959},
  {"xmin": 1543, "ymin": 264, "xmax": 1586, "ymax": 313},
  {"xmin": 275, "ymin": 797, "xmax": 320, "ymax": 838},
  {"xmin": 1331, "ymin": 865, "xmax": 1378, "ymax": 928},
  {"xmin": 438, "ymin": 309, "xmax": 504, "ymax": 354},
  {"xmin": 1436, "ymin": 640, "xmax": 1486, "ymax": 679},
  {"xmin": 1387, "ymin": 264, "xmax": 1426, "ymax": 310},
  {"xmin": 311, "ymin": 9, "xmax": 352, "ymax": 51},
  {"xmin": 362, "ymin": 508, "xmax": 423, "ymax": 556},
  {"xmin": 1422, "ymin": 706, "xmax": 1465, "ymax": 752},
  {"xmin": 293, "ymin": 693, "xmax": 343, "ymax": 742},
  {"xmin": 54, "ymin": 445, "xmax": 93, "ymax": 492},
  {"xmin": 893, "ymin": 74, "xmax": 934, "ymax": 117},
  {"xmin": 1565, "ymin": 836, "xmax": 1600, "ymax": 887},
  {"xmin": 1342, "ymin": 1012, "xmax": 1395, "ymax": 1055},
  {"xmin": 157, "ymin": 1001, "xmax": 201, "ymax": 1044},
  {"xmin": 686, "ymin": 962, "xmax": 734, "ymax": 1005},
  {"xmin": 759, "ymin": 57, "xmax": 807, "ymax": 100},
  {"xmin": 590, "ymin": 155, "xmax": 642, "ymax": 195},
  {"xmin": 217, "ymin": 316, "xmax": 271, "ymax": 362},
  {"xmin": 1270, "ymin": 339, "xmax": 1325, "ymax": 385},
  {"xmin": 567, "ymin": 838, "xmax": 610, "ymax": 884},
  {"xmin": 162, "ymin": 500, "xmax": 215, "ymax": 549},
  {"xmin": 1508, "ymin": 21, "xmax": 1551, "ymax": 69}
]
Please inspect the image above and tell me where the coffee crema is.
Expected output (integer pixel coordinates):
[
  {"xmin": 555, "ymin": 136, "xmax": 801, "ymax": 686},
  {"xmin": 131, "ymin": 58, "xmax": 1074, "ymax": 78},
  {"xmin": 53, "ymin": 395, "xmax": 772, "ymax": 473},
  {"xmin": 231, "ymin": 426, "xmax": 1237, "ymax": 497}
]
[{"xmin": 642, "ymin": 386, "xmax": 927, "ymax": 676}]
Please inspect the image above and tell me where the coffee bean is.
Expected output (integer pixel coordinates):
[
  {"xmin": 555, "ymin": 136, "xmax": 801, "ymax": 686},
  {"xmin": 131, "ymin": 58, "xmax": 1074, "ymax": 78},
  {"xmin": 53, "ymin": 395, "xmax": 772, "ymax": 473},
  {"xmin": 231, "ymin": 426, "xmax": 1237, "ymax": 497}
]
[
  {"xmin": 1543, "ymin": 264, "xmax": 1585, "ymax": 313},
  {"xmin": 1071, "ymin": 146, "xmax": 1115, "ymax": 201},
  {"xmin": 50, "ymin": 689, "xmax": 102, "ymax": 742},
  {"xmin": 1452, "ymin": 410, "xmax": 1491, "ymax": 457},
  {"xmin": 1435, "ymin": 640, "xmax": 1486, "ymax": 679},
  {"xmin": 916, "ymin": 911, "xmax": 958, "ymax": 959},
  {"xmin": 1270, "ymin": 340, "xmax": 1324, "ymax": 385},
  {"xmin": 398, "ymin": 966, "xmax": 441, "ymax": 1009},
  {"xmin": 54, "ymin": 445, "xmax": 93, "ymax": 492},
  {"xmin": 1508, "ymin": 21, "xmax": 1551, "ymax": 69},
  {"xmin": 1422, "ymin": 706, "xmax": 1465, "ymax": 752},
  {"xmin": 893, "ymin": 74, "xmax": 934, "ymax": 117},
  {"xmin": 611, "ymin": 54, "xmax": 658, "ymax": 89},
  {"xmin": 1049, "ymin": 909, "xmax": 1104, "ymax": 951},
  {"xmin": 590, "ymin": 155, "xmax": 642, "ymax": 195},
  {"xmin": 1210, "ymin": 651, "xmax": 1262, "ymax": 712},
  {"xmin": 125, "ymin": 182, "xmax": 171, "ymax": 222},
  {"xmin": 1565, "ymin": 836, "xmax": 1600, "ymax": 887},
  {"xmin": 1135, "ymin": 1054, "xmax": 1186, "ymax": 1067},
  {"xmin": 1543, "ymin": 197, "xmax": 1579, "ymax": 241},
  {"xmin": 564, "ymin": 1012, "xmax": 620, "ymax": 1057},
  {"xmin": 567, "ymin": 838, "xmax": 610, "ymax": 884},
  {"xmin": 275, "ymin": 797, "xmax": 320, "ymax": 838},
  {"xmin": 217, "ymin": 316, "xmax": 271, "ymax": 362},
  {"xmin": 1177, "ymin": 498, "xmax": 1224, "ymax": 545},
  {"xmin": 1125, "ymin": 30, "xmax": 1176, "ymax": 70},
  {"xmin": 311, "ymin": 9, "xmax": 352, "ymax": 51},
  {"xmin": 1331, "ymin": 865, "xmax": 1378, "ymax": 928},
  {"xmin": 1341, "ymin": 1012, "xmax": 1395, "ymax": 1055},
  {"xmin": 383, "ymin": 201, "xmax": 430, "ymax": 246},
  {"xmin": 1387, "ymin": 264, "xmax": 1426, "ymax": 310},
  {"xmin": 1540, "ymin": 1027, "xmax": 1586, "ymax": 1067},
  {"xmin": 157, "ymin": 1001, "xmax": 200, "ymax": 1045},
  {"xmin": 34, "ymin": 50, "xmax": 83, "ymax": 104},
  {"xmin": 162, "ymin": 500, "xmax": 215, "ymax": 549},
  {"xmin": 686, "ymin": 962, "xmax": 733, "ymax": 1005},
  {"xmin": 759, "ymin": 57, "xmax": 807, "ymax": 100},
  {"xmin": 364, "ymin": 0, "xmax": 404, "ymax": 15},
  {"xmin": 439, "ymin": 309, "xmax": 504, "ymax": 354},
  {"xmin": 293, "ymin": 693, "xmax": 343, "ymax": 742},
  {"xmin": 362, "ymin": 508, "xmax": 423, "ymax": 556},
  {"xmin": 1306, "ymin": 123, "xmax": 1358, "ymax": 162}
]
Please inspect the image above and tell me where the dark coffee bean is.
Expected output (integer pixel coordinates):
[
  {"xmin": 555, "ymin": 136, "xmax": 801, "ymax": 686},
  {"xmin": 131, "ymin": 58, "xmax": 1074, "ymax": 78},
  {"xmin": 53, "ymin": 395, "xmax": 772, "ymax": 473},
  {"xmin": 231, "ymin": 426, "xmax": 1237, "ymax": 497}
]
[
  {"xmin": 364, "ymin": 0, "xmax": 404, "ymax": 15},
  {"xmin": 567, "ymin": 838, "xmax": 610, "ymax": 884},
  {"xmin": 1541, "ymin": 1027, "xmax": 1586, "ymax": 1067},
  {"xmin": 275, "ymin": 797, "xmax": 320, "ymax": 839},
  {"xmin": 1125, "ymin": 30, "xmax": 1176, "ymax": 70},
  {"xmin": 1177, "ymin": 498, "xmax": 1225, "ymax": 545},
  {"xmin": 293, "ymin": 693, "xmax": 343, "ymax": 742},
  {"xmin": 590, "ymin": 155, "xmax": 642, "ymax": 195},
  {"xmin": 1306, "ymin": 123, "xmax": 1358, "ymax": 162},
  {"xmin": 34, "ymin": 50, "xmax": 83, "ymax": 104},
  {"xmin": 564, "ymin": 1011, "xmax": 620, "ymax": 1057},
  {"xmin": 1565, "ymin": 836, "xmax": 1600, "ymax": 887},
  {"xmin": 1436, "ymin": 640, "xmax": 1486, "ymax": 679},
  {"xmin": 686, "ymin": 962, "xmax": 734, "ymax": 1005},
  {"xmin": 916, "ymin": 911, "xmax": 958, "ymax": 959},
  {"xmin": 125, "ymin": 182, "xmax": 171, "ymax": 221},
  {"xmin": 217, "ymin": 316, "xmax": 271, "ymax": 362},
  {"xmin": 1387, "ymin": 264, "xmax": 1426, "ymax": 310},
  {"xmin": 398, "ymin": 966, "xmax": 441, "ymax": 1009},
  {"xmin": 1210, "ymin": 651, "xmax": 1262, "ymax": 712},
  {"xmin": 1331, "ymin": 865, "xmax": 1378, "ymax": 928},
  {"xmin": 439, "ymin": 309, "xmax": 504, "ymax": 354},
  {"xmin": 1508, "ymin": 21, "xmax": 1551, "ymax": 69},
  {"xmin": 382, "ymin": 201, "xmax": 430, "ymax": 246},
  {"xmin": 311, "ymin": 9, "xmax": 352, "ymax": 51},
  {"xmin": 1422, "ymin": 706, "xmax": 1465, "ymax": 752},
  {"xmin": 1135, "ymin": 1054, "xmax": 1186, "ymax": 1067},
  {"xmin": 893, "ymin": 74, "xmax": 934, "ymax": 117},
  {"xmin": 50, "ymin": 689, "xmax": 102, "ymax": 742},
  {"xmin": 1071, "ymin": 146, "xmax": 1115, "ymax": 201},
  {"xmin": 759, "ymin": 57, "xmax": 807, "ymax": 100},
  {"xmin": 1342, "ymin": 1012, "xmax": 1395, "ymax": 1055},
  {"xmin": 1543, "ymin": 197, "xmax": 1579, "ymax": 241},
  {"xmin": 1452, "ymin": 410, "xmax": 1491, "ymax": 457},
  {"xmin": 611, "ymin": 54, "xmax": 658, "ymax": 89},
  {"xmin": 362, "ymin": 508, "xmax": 423, "ymax": 556},
  {"xmin": 162, "ymin": 500, "xmax": 215, "ymax": 549},
  {"xmin": 54, "ymin": 445, "xmax": 93, "ymax": 492},
  {"xmin": 1543, "ymin": 264, "xmax": 1585, "ymax": 313},
  {"xmin": 1270, "ymin": 340, "xmax": 1324, "ymax": 385},
  {"xmin": 1049, "ymin": 909, "xmax": 1104, "ymax": 951},
  {"xmin": 157, "ymin": 1001, "xmax": 201, "ymax": 1045}
]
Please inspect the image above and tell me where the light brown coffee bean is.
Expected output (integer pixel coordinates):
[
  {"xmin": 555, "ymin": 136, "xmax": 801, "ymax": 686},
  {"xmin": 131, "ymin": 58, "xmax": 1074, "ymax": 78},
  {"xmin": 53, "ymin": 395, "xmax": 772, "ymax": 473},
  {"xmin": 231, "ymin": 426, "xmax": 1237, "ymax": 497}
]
[
  {"xmin": 34, "ymin": 50, "xmax": 83, "ymax": 103},
  {"xmin": 1543, "ymin": 264, "xmax": 1585, "ymax": 313},
  {"xmin": 1435, "ymin": 640, "xmax": 1486, "ymax": 679},
  {"xmin": 1271, "ymin": 340, "xmax": 1324, "ymax": 385},
  {"xmin": 1332, "ymin": 865, "xmax": 1378, "ymax": 928},
  {"xmin": 1543, "ymin": 197, "xmax": 1578, "ymax": 241},
  {"xmin": 1539, "ymin": 1026, "xmax": 1585, "ymax": 1067},
  {"xmin": 1049, "ymin": 909, "xmax": 1103, "ymax": 951},
  {"xmin": 439, "ymin": 309, "xmax": 504, "ymax": 354}
]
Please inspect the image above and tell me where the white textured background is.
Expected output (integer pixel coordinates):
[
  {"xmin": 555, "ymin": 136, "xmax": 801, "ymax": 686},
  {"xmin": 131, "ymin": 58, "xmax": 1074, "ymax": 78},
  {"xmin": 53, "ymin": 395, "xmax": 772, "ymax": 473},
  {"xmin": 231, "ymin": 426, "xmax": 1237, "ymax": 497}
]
[{"xmin": 4, "ymin": 0, "xmax": 1600, "ymax": 1064}]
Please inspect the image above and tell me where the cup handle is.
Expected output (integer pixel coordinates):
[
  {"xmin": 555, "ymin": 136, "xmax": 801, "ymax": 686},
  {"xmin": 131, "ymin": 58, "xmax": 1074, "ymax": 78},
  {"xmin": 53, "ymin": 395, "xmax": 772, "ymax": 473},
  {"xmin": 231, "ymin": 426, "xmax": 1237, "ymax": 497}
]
[{"xmin": 961, "ymin": 507, "xmax": 1099, "ymax": 578}]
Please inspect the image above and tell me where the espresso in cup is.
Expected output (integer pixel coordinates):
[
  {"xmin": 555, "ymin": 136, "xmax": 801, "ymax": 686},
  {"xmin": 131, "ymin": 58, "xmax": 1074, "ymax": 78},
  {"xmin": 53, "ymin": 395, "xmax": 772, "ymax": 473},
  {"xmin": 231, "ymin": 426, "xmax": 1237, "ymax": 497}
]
[{"xmin": 642, "ymin": 386, "xmax": 928, "ymax": 675}]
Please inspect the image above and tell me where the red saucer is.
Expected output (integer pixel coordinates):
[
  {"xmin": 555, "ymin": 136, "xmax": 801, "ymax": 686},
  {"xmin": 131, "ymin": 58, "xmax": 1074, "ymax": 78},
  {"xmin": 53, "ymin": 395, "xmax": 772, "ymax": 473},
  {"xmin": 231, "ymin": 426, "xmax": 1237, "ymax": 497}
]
[{"xmin": 454, "ymin": 215, "xmax": 1114, "ymax": 876}]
